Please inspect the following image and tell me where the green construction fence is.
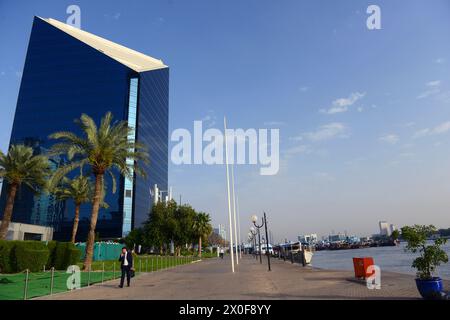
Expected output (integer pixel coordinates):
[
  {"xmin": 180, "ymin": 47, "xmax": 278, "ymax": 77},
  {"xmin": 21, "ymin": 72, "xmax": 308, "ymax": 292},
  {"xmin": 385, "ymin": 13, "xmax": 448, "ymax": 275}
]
[{"xmin": 75, "ymin": 242, "xmax": 123, "ymax": 261}]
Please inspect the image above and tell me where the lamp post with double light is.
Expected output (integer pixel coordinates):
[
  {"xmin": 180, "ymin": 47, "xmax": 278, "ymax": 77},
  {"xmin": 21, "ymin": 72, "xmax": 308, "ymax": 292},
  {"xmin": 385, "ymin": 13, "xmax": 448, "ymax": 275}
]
[{"xmin": 251, "ymin": 213, "xmax": 271, "ymax": 271}]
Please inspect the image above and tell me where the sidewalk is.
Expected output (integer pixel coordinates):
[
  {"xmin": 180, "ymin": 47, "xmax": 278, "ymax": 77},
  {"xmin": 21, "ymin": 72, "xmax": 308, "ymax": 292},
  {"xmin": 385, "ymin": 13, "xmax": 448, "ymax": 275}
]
[{"xmin": 37, "ymin": 255, "xmax": 448, "ymax": 300}]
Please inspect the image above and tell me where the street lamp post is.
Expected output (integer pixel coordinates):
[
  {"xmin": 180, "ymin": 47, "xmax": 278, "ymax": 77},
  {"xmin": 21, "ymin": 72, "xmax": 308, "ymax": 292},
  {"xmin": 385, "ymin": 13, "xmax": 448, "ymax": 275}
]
[
  {"xmin": 251, "ymin": 213, "xmax": 271, "ymax": 271},
  {"xmin": 250, "ymin": 227, "xmax": 257, "ymax": 260},
  {"xmin": 263, "ymin": 212, "xmax": 271, "ymax": 271},
  {"xmin": 253, "ymin": 220, "xmax": 262, "ymax": 264}
]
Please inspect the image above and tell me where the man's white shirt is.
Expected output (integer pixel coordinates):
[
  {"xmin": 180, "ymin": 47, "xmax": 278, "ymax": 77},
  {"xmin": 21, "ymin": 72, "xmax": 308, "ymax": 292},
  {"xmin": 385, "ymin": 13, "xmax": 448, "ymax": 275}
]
[{"xmin": 123, "ymin": 252, "xmax": 129, "ymax": 266}]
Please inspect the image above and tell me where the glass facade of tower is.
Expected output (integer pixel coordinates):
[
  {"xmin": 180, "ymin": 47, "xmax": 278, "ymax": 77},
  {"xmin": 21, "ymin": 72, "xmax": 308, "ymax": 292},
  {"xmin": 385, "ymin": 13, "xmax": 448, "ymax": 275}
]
[
  {"xmin": 134, "ymin": 68, "xmax": 169, "ymax": 228},
  {"xmin": 0, "ymin": 17, "xmax": 169, "ymax": 241}
]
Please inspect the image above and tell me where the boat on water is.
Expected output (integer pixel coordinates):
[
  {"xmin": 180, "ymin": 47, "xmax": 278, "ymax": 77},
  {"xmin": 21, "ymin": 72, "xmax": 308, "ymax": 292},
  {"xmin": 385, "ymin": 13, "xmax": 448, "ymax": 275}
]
[
  {"xmin": 275, "ymin": 241, "xmax": 314, "ymax": 265},
  {"xmin": 315, "ymin": 238, "xmax": 399, "ymax": 251}
]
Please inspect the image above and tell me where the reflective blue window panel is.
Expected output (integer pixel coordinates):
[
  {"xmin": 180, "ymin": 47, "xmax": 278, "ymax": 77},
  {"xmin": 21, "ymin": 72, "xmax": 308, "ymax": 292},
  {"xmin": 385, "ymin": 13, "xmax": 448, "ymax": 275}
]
[{"xmin": 122, "ymin": 78, "xmax": 138, "ymax": 237}]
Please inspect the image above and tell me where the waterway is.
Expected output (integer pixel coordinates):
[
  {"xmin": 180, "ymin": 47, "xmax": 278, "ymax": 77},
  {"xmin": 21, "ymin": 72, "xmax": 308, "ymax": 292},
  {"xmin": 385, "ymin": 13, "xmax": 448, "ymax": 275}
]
[{"xmin": 312, "ymin": 242, "xmax": 450, "ymax": 280}]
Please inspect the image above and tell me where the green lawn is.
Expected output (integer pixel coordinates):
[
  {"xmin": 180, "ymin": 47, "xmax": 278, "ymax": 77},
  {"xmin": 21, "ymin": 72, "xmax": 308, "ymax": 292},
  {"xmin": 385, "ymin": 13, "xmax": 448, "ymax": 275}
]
[
  {"xmin": 0, "ymin": 255, "xmax": 200, "ymax": 300},
  {"xmin": 77, "ymin": 255, "xmax": 196, "ymax": 272}
]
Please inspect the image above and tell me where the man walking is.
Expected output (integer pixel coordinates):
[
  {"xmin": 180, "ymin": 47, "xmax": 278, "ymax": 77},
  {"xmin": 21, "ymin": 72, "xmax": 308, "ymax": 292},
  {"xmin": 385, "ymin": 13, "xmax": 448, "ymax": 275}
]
[{"xmin": 118, "ymin": 246, "xmax": 133, "ymax": 288}]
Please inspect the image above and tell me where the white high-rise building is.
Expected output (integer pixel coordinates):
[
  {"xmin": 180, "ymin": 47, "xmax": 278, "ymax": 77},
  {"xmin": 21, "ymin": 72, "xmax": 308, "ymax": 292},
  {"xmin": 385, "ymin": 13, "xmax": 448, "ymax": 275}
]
[
  {"xmin": 389, "ymin": 224, "xmax": 397, "ymax": 235},
  {"xmin": 298, "ymin": 233, "xmax": 318, "ymax": 244},
  {"xmin": 379, "ymin": 221, "xmax": 393, "ymax": 236},
  {"xmin": 213, "ymin": 224, "xmax": 227, "ymax": 241}
]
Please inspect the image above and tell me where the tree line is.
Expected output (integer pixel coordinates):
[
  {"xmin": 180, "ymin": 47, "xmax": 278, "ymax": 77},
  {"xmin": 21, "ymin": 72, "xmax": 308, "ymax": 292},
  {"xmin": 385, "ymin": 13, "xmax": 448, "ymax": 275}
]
[{"xmin": 124, "ymin": 200, "xmax": 214, "ymax": 257}]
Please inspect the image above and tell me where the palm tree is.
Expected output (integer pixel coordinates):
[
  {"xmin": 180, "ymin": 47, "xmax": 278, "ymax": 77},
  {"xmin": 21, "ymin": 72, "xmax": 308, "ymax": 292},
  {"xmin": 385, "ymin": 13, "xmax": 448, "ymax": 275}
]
[
  {"xmin": 49, "ymin": 112, "xmax": 148, "ymax": 270},
  {"xmin": 53, "ymin": 175, "xmax": 91, "ymax": 243},
  {"xmin": 192, "ymin": 212, "xmax": 212, "ymax": 257},
  {"xmin": 0, "ymin": 144, "xmax": 50, "ymax": 239}
]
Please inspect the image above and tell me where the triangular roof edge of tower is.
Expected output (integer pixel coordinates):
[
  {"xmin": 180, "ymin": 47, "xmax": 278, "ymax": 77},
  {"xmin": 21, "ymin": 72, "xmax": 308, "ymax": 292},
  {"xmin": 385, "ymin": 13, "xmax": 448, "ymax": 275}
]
[{"xmin": 36, "ymin": 16, "xmax": 168, "ymax": 72}]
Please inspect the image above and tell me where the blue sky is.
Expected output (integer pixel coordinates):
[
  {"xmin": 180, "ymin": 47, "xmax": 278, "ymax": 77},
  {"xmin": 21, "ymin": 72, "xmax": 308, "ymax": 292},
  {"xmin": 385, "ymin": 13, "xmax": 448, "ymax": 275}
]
[{"xmin": 1, "ymin": 0, "xmax": 450, "ymax": 241}]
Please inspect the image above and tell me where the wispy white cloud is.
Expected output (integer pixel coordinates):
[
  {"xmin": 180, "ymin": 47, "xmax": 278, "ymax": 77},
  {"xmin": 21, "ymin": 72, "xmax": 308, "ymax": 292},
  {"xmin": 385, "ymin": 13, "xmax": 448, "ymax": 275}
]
[
  {"xmin": 284, "ymin": 144, "xmax": 311, "ymax": 156},
  {"xmin": 302, "ymin": 122, "xmax": 349, "ymax": 142},
  {"xmin": 152, "ymin": 17, "xmax": 165, "ymax": 26},
  {"xmin": 435, "ymin": 58, "xmax": 445, "ymax": 64},
  {"xmin": 399, "ymin": 152, "xmax": 414, "ymax": 157},
  {"xmin": 264, "ymin": 121, "xmax": 285, "ymax": 126},
  {"xmin": 345, "ymin": 157, "xmax": 366, "ymax": 166},
  {"xmin": 314, "ymin": 171, "xmax": 335, "ymax": 181},
  {"xmin": 401, "ymin": 122, "xmax": 415, "ymax": 128},
  {"xmin": 427, "ymin": 80, "xmax": 441, "ymax": 87},
  {"xmin": 299, "ymin": 86, "xmax": 309, "ymax": 92},
  {"xmin": 401, "ymin": 143, "xmax": 414, "ymax": 149},
  {"xmin": 413, "ymin": 121, "xmax": 450, "ymax": 138},
  {"xmin": 417, "ymin": 80, "xmax": 441, "ymax": 99},
  {"xmin": 379, "ymin": 134, "xmax": 399, "ymax": 145},
  {"xmin": 388, "ymin": 160, "xmax": 401, "ymax": 167},
  {"xmin": 104, "ymin": 12, "xmax": 121, "ymax": 20},
  {"xmin": 320, "ymin": 92, "xmax": 365, "ymax": 114}
]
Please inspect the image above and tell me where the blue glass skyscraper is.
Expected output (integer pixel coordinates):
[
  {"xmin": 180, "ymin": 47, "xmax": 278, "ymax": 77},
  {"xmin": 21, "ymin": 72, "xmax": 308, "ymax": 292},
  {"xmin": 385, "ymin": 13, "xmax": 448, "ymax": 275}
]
[{"xmin": 0, "ymin": 17, "xmax": 169, "ymax": 240}]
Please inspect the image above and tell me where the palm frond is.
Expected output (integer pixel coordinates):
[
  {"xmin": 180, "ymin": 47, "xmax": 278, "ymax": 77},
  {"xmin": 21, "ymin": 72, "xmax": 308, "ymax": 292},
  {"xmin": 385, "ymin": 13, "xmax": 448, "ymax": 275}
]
[
  {"xmin": 49, "ymin": 160, "xmax": 87, "ymax": 190},
  {"xmin": 107, "ymin": 170, "xmax": 117, "ymax": 194}
]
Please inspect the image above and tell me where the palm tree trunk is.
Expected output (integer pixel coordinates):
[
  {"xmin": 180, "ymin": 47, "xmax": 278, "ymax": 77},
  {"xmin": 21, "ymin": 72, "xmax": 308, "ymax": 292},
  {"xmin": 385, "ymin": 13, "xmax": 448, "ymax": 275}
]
[
  {"xmin": 0, "ymin": 183, "xmax": 18, "ymax": 240},
  {"xmin": 198, "ymin": 236, "xmax": 202, "ymax": 257},
  {"xmin": 83, "ymin": 174, "xmax": 103, "ymax": 270},
  {"xmin": 70, "ymin": 203, "xmax": 81, "ymax": 243}
]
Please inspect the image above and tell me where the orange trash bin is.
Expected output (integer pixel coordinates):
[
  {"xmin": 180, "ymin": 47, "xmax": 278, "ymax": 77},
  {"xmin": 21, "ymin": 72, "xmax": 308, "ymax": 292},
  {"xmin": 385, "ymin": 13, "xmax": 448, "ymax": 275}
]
[{"xmin": 352, "ymin": 257, "xmax": 375, "ymax": 279}]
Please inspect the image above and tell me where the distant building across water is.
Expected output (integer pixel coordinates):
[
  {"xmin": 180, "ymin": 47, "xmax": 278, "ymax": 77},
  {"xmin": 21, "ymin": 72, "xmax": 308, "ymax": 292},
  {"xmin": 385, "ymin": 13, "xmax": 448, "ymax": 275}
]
[
  {"xmin": 379, "ymin": 221, "xmax": 397, "ymax": 237},
  {"xmin": 298, "ymin": 233, "xmax": 318, "ymax": 244}
]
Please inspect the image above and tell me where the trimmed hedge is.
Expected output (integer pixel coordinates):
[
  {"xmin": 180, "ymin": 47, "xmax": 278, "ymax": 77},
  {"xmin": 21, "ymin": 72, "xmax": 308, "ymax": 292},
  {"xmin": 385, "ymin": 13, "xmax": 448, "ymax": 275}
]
[
  {"xmin": 53, "ymin": 242, "xmax": 81, "ymax": 270},
  {"xmin": 15, "ymin": 249, "xmax": 49, "ymax": 272},
  {"xmin": 13, "ymin": 241, "xmax": 49, "ymax": 272},
  {"xmin": 45, "ymin": 240, "xmax": 57, "ymax": 269},
  {"xmin": 0, "ymin": 240, "xmax": 16, "ymax": 273},
  {"xmin": 0, "ymin": 240, "xmax": 81, "ymax": 273}
]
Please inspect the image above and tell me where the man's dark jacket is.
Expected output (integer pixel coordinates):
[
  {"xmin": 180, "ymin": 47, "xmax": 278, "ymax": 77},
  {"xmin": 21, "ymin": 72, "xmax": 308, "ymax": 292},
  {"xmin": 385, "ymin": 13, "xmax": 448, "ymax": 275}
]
[{"xmin": 119, "ymin": 251, "xmax": 133, "ymax": 268}]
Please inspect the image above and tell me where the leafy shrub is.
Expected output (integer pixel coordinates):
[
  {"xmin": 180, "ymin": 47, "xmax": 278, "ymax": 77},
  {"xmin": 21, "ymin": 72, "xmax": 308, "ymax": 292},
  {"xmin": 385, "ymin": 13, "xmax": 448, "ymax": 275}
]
[
  {"xmin": 45, "ymin": 240, "xmax": 57, "ymax": 269},
  {"xmin": 16, "ymin": 249, "xmax": 49, "ymax": 272},
  {"xmin": 54, "ymin": 242, "xmax": 81, "ymax": 270},
  {"xmin": 67, "ymin": 248, "xmax": 81, "ymax": 266},
  {"xmin": 0, "ymin": 240, "xmax": 16, "ymax": 273},
  {"xmin": 402, "ymin": 225, "xmax": 449, "ymax": 280},
  {"xmin": 14, "ymin": 241, "xmax": 49, "ymax": 272},
  {"xmin": 0, "ymin": 240, "xmax": 81, "ymax": 273}
]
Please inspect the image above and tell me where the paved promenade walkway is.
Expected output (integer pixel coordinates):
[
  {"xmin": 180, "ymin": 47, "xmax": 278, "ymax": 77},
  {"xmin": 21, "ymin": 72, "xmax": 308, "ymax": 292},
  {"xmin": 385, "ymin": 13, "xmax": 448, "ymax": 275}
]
[{"xmin": 37, "ymin": 255, "xmax": 449, "ymax": 300}]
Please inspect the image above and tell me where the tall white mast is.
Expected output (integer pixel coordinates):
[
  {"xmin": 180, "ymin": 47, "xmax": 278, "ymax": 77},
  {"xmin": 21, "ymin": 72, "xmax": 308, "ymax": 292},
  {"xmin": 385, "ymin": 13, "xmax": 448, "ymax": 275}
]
[
  {"xmin": 231, "ymin": 159, "xmax": 239, "ymax": 265},
  {"xmin": 237, "ymin": 195, "xmax": 242, "ymax": 258},
  {"xmin": 224, "ymin": 117, "xmax": 235, "ymax": 273}
]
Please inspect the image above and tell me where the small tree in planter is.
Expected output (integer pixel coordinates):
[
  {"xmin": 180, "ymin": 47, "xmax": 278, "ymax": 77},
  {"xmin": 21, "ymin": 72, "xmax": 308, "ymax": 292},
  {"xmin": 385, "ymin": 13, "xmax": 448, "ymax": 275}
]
[{"xmin": 401, "ymin": 225, "xmax": 448, "ymax": 299}]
